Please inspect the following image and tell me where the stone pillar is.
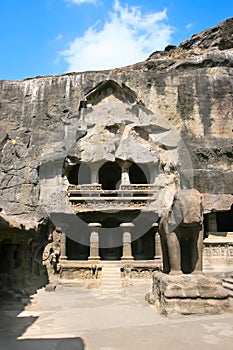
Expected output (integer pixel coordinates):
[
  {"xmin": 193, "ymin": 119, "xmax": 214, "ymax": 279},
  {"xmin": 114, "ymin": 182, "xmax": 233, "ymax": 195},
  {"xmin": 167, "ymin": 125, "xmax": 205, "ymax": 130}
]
[
  {"xmin": 149, "ymin": 164, "xmax": 158, "ymax": 184},
  {"xmin": 121, "ymin": 167, "xmax": 130, "ymax": 185},
  {"xmin": 59, "ymin": 233, "xmax": 67, "ymax": 260},
  {"xmin": 208, "ymin": 212, "xmax": 218, "ymax": 233},
  {"xmin": 89, "ymin": 163, "xmax": 99, "ymax": 184},
  {"xmin": 117, "ymin": 160, "xmax": 132, "ymax": 186},
  {"xmin": 152, "ymin": 223, "xmax": 162, "ymax": 259},
  {"xmin": 88, "ymin": 223, "xmax": 101, "ymax": 260},
  {"xmin": 120, "ymin": 223, "xmax": 134, "ymax": 260}
]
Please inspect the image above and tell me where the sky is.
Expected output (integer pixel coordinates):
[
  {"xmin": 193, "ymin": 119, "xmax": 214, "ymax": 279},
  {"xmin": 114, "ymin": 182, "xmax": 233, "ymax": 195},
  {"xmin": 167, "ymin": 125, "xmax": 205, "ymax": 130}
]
[{"xmin": 0, "ymin": 0, "xmax": 232, "ymax": 80}]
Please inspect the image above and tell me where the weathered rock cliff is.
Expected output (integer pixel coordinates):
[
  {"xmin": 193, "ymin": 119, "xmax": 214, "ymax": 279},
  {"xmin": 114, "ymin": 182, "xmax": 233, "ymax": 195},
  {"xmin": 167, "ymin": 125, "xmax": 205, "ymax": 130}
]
[
  {"xmin": 0, "ymin": 18, "xmax": 233, "ymax": 291},
  {"xmin": 1, "ymin": 18, "xmax": 232, "ymax": 228}
]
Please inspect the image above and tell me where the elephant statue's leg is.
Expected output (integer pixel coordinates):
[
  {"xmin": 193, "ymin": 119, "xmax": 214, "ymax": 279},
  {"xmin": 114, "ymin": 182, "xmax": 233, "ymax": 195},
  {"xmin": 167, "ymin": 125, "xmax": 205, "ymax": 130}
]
[
  {"xmin": 159, "ymin": 233, "xmax": 170, "ymax": 274},
  {"xmin": 166, "ymin": 232, "xmax": 182, "ymax": 275},
  {"xmin": 191, "ymin": 225, "xmax": 204, "ymax": 274}
]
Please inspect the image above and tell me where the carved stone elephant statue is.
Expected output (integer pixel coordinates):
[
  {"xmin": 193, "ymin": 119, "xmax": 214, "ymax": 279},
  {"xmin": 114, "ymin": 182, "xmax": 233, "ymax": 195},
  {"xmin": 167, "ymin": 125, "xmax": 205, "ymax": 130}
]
[{"xmin": 159, "ymin": 189, "xmax": 203, "ymax": 275}]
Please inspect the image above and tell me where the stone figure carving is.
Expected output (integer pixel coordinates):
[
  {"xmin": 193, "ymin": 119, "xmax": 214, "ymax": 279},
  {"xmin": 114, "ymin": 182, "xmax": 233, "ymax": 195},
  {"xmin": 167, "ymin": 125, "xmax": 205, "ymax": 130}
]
[
  {"xmin": 159, "ymin": 189, "xmax": 203, "ymax": 274},
  {"xmin": 229, "ymin": 245, "xmax": 233, "ymax": 256},
  {"xmin": 43, "ymin": 227, "xmax": 62, "ymax": 274}
]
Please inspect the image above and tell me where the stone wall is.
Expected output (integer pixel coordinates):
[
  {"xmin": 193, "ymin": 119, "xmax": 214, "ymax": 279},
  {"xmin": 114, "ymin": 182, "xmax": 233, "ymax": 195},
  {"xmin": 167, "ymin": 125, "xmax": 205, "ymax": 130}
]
[
  {"xmin": 0, "ymin": 19, "xmax": 233, "ymax": 228},
  {"xmin": 203, "ymin": 232, "xmax": 233, "ymax": 277},
  {"xmin": 0, "ymin": 216, "xmax": 49, "ymax": 298},
  {"xmin": 0, "ymin": 19, "xmax": 233, "ymax": 292}
]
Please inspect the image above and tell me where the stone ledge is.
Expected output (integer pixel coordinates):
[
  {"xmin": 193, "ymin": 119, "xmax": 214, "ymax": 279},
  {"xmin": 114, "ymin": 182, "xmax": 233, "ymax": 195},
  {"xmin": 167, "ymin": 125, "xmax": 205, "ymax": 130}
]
[{"xmin": 146, "ymin": 272, "xmax": 231, "ymax": 315}]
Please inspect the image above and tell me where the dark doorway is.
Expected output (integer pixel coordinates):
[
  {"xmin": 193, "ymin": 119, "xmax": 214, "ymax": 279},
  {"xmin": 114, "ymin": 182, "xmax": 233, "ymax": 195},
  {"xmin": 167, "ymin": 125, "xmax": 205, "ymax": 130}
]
[
  {"xmin": 132, "ymin": 228, "xmax": 154, "ymax": 260},
  {"xmin": 203, "ymin": 207, "xmax": 233, "ymax": 235},
  {"xmin": 129, "ymin": 163, "xmax": 149, "ymax": 184},
  {"xmin": 66, "ymin": 237, "xmax": 89, "ymax": 260},
  {"xmin": 99, "ymin": 162, "xmax": 121, "ymax": 190},
  {"xmin": 67, "ymin": 163, "xmax": 91, "ymax": 185},
  {"xmin": 216, "ymin": 207, "xmax": 233, "ymax": 232},
  {"xmin": 99, "ymin": 218, "xmax": 122, "ymax": 260}
]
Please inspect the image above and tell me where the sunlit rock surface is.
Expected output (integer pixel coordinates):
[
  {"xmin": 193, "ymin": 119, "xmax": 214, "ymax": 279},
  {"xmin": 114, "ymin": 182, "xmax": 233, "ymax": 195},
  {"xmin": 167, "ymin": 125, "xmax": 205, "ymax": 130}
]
[{"xmin": 0, "ymin": 18, "xmax": 233, "ymax": 293}]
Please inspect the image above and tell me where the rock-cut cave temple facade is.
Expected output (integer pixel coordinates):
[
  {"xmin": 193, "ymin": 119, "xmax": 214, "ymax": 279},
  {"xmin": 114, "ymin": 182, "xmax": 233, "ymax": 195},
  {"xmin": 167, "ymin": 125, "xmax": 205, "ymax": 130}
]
[{"xmin": 0, "ymin": 18, "xmax": 233, "ymax": 291}]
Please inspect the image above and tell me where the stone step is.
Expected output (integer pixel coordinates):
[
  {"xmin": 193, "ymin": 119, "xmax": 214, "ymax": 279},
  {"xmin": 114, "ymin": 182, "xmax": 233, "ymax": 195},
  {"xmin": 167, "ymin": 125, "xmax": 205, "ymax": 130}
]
[
  {"xmin": 222, "ymin": 278, "xmax": 233, "ymax": 285},
  {"xmin": 102, "ymin": 269, "xmax": 121, "ymax": 273},
  {"xmin": 102, "ymin": 270, "xmax": 122, "ymax": 273},
  {"xmin": 101, "ymin": 266, "xmax": 122, "ymax": 293},
  {"xmin": 102, "ymin": 268, "xmax": 119, "ymax": 271},
  {"xmin": 222, "ymin": 276, "xmax": 233, "ymax": 297},
  {"xmin": 102, "ymin": 281, "xmax": 120, "ymax": 285},
  {"xmin": 224, "ymin": 289, "xmax": 233, "ymax": 297},
  {"xmin": 101, "ymin": 277, "xmax": 120, "ymax": 282},
  {"xmin": 102, "ymin": 270, "xmax": 119, "ymax": 274},
  {"xmin": 101, "ymin": 288, "xmax": 122, "ymax": 293},
  {"xmin": 101, "ymin": 276, "xmax": 121, "ymax": 283},
  {"xmin": 101, "ymin": 289, "xmax": 122, "ymax": 294},
  {"xmin": 222, "ymin": 281, "xmax": 233, "ymax": 291}
]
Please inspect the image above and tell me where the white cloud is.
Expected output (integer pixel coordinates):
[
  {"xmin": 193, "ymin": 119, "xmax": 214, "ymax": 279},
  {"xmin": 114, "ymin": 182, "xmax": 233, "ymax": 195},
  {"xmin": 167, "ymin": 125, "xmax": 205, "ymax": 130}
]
[
  {"xmin": 55, "ymin": 34, "xmax": 63, "ymax": 41},
  {"xmin": 185, "ymin": 23, "xmax": 193, "ymax": 31},
  {"xmin": 61, "ymin": 0, "xmax": 174, "ymax": 72},
  {"xmin": 67, "ymin": 0, "xmax": 98, "ymax": 4}
]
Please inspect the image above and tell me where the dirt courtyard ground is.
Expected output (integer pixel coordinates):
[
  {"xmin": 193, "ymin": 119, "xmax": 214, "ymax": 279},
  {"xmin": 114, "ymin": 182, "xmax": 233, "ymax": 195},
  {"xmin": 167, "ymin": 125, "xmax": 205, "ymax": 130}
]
[{"xmin": 0, "ymin": 282, "xmax": 233, "ymax": 350}]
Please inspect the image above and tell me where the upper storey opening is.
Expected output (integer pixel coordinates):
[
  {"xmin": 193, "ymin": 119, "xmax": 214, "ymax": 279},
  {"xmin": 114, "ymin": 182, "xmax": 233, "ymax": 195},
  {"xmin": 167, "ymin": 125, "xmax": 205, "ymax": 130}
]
[{"xmin": 79, "ymin": 80, "xmax": 138, "ymax": 110}]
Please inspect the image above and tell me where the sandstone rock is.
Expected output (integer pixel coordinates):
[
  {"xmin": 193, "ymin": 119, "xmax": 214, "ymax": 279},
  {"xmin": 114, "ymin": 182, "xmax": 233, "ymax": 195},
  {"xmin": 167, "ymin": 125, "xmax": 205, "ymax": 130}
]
[
  {"xmin": 148, "ymin": 272, "xmax": 231, "ymax": 315},
  {"xmin": 180, "ymin": 18, "xmax": 233, "ymax": 51},
  {"xmin": 45, "ymin": 284, "xmax": 56, "ymax": 292},
  {"xmin": 0, "ymin": 18, "xmax": 233, "ymax": 295},
  {"xmin": 202, "ymin": 193, "xmax": 233, "ymax": 213},
  {"xmin": 0, "ymin": 19, "xmax": 232, "ymax": 225}
]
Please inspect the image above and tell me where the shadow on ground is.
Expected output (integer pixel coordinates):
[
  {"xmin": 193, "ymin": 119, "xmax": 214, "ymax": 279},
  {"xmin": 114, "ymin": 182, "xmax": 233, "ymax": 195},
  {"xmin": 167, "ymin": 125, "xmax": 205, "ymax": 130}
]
[{"xmin": 0, "ymin": 298, "xmax": 85, "ymax": 350}]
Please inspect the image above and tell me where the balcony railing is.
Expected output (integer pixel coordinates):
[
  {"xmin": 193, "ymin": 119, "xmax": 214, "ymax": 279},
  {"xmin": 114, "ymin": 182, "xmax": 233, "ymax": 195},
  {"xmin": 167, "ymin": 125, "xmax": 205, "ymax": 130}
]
[{"xmin": 67, "ymin": 184, "xmax": 159, "ymax": 211}]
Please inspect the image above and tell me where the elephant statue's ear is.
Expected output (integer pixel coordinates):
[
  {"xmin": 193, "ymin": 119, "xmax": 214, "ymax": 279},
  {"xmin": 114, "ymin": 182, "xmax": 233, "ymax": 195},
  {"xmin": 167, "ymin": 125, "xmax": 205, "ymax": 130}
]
[
  {"xmin": 167, "ymin": 189, "xmax": 202, "ymax": 228},
  {"xmin": 167, "ymin": 210, "xmax": 179, "ymax": 232}
]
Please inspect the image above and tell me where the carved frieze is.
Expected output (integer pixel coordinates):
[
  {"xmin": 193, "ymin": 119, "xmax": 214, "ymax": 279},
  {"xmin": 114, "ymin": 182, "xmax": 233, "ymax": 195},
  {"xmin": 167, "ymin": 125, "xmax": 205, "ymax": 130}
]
[{"xmin": 204, "ymin": 244, "xmax": 233, "ymax": 257}]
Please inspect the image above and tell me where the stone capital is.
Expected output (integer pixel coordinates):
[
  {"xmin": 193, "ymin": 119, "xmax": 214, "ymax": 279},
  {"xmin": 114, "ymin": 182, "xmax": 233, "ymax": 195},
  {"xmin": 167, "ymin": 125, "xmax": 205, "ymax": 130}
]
[{"xmin": 120, "ymin": 223, "xmax": 134, "ymax": 230}]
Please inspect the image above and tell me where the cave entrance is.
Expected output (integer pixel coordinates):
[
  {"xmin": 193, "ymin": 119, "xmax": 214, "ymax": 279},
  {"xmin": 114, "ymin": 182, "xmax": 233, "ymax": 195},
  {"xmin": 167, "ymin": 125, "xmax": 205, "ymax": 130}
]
[
  {"xmin": 132, "ymin": 228, "xmax": 154, "ymax": 260},
  {"xmin": 67, "ymin": 163, "xmax": 91, "ymax": 185},
  {"xmin": 99, "ymin": 162, "xmax": 121, "ymax": 190},
  {"xmin": 216, "ymin": 206, "xmax": 233, "ymax": 232},
  {"xmin": 203, "ymin": 206, "xmax": 233, "ymax": 235},
  {"xmin": 99, "ymin": 218, "xmax": 122, "ymax": 260},
  {"xmin": 66, "ymin": 237, "xmax": 89, "ymax": 260},
  {"xmin": 129, "ymin": 163, "xmax": 149, "ymax": 184}
]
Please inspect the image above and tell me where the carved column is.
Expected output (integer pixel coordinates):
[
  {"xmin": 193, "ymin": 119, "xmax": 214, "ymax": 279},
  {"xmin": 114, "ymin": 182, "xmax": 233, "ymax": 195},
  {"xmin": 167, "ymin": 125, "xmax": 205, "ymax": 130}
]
[
  {"xmin": 89, "ymin": 163, "xmax": 99, "ymax": 184},
  {"xmin": 149, "ymin": 164, "xmax": 158, "ymax": 184},
  {"xmin": 120, "ymin": 223, "xmax": 134, "ymax": 260},
  {"xmin": 59, "ymin": 232, "xmax": 67, "ymax": 260},
  {"xmin": 152, "ymin": 223, "xmax": 162, "ymax": 259},
  {"xmin": 208, "ymin": 212, "xmax": 218, "ymax": 233},
  {"xmin": 117, "ymin": 160, "xmax": 132, "ymax": 186},
  {"xmin": 88, "ymin": 223, "xmax": 101, "ymax": 260}
]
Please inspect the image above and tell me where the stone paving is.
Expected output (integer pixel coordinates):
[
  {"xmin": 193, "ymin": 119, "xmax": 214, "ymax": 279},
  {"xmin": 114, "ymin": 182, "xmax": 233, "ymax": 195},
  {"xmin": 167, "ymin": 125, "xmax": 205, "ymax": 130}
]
[{"xmin": 0, "ymin": 283, "xmax": 233, "ymax": 350}]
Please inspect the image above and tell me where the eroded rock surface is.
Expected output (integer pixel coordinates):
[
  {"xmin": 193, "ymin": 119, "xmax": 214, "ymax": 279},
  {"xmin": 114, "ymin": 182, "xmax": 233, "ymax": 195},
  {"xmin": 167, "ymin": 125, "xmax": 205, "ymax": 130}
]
[
  {"xmin": 0, "ymin": 19, "xmax": 233, "ymax": 226},
  {"xmin": 146, "ymin": 271, "xmax": 230, "ymax": 315},
  {"xmin": 0, "ymin": 18, "xmax": 233, "ymax": 292}
]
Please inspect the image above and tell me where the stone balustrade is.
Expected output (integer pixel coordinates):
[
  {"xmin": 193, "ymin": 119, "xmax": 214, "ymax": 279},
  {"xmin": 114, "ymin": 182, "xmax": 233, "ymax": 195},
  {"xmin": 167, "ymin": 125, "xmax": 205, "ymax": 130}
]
[{"xmin": 67, "ymin": 184, "xmax": 159, "ymax": 211}]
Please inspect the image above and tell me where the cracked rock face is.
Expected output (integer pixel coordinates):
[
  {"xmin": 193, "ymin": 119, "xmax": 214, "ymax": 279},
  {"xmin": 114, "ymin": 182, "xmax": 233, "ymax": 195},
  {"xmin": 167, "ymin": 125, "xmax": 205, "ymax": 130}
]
[
  {"xmin": 147, "ymin": 272, "xmax": 230, "ymax": 315},
  {"xmin": 0, "ymin": 18, "xmax": 233, "ymax": 228}
]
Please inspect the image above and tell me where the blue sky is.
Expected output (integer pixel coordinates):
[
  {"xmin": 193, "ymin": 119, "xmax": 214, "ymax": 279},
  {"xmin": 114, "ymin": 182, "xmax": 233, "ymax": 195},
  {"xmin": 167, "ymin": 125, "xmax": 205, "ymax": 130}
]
[{"xmin": 0, "ymin": 0, "xmax": 232, "ymax": 80}]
